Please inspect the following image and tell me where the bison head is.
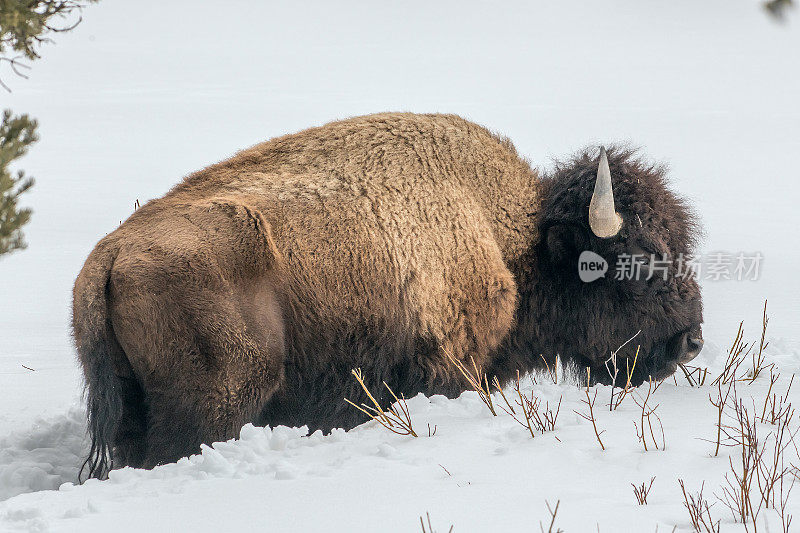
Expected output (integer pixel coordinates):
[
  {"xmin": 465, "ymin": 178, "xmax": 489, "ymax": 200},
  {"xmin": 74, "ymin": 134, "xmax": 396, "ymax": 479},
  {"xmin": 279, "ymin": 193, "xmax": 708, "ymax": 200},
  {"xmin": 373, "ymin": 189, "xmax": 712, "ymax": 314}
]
[{"xmin": 526, "ymin": 146, "xmax": 703, "ymax": 386}]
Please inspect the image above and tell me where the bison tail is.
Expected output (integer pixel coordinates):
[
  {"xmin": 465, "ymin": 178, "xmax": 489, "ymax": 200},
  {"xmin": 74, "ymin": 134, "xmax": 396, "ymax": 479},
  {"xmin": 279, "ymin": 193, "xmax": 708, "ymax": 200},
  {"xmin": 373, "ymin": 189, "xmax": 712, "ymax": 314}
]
[{"xmin": 73, "ymin": 243, "xmax": 125, "ymax": 482}]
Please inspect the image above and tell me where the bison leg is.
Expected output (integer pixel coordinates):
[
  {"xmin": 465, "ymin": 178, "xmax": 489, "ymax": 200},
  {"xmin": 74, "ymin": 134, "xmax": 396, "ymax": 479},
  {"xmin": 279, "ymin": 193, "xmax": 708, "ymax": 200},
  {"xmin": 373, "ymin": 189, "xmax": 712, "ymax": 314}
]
[
  {"xmin": 110, "ymin": 268, "xmax": 285, "ymax": 468},
  {"xmin": 111, "ymin": 374, "xmax": 148, "ymax": 468},
  {"xmin": 108, "ymin": 198, "xmax": 286, "ymax": 468},
  {"xmin": 141, "ymin": 350, "xmax": 280, "ymax": 468}
]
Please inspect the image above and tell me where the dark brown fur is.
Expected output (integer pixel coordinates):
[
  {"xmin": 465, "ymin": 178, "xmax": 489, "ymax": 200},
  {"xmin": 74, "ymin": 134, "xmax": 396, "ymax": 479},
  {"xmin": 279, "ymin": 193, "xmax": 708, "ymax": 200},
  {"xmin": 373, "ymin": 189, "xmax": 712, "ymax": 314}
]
[{"xmin": 72, "ymin": 113, "xmax": 702, "ymax": 478}]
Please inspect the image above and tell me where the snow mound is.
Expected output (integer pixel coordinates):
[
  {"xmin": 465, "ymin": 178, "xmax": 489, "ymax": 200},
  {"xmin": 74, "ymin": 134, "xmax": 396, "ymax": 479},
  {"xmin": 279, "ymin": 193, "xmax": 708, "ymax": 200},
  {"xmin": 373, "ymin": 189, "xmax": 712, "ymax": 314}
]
[{"xmin": 0, "ymin": 408, "xmax": 89, "ymax": 502}]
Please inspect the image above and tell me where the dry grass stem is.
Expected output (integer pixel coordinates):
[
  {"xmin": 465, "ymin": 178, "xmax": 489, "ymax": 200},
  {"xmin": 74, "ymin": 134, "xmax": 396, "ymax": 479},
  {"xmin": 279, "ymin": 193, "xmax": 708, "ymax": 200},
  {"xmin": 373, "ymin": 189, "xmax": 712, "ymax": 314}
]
[
  {"xmin": 539, "ymin": 354, "xmax": 560, "ymax": 384},
  {"xmin": 345, "ymin": 368, "xmax": 418, "ymax": 437},
  {"xmin": 443, "ymin": 348, "xmax": 496, "ymax": 416},
  {"xmin": 603, "ymin": 330, "xmax": 641, "ymax": 411}
]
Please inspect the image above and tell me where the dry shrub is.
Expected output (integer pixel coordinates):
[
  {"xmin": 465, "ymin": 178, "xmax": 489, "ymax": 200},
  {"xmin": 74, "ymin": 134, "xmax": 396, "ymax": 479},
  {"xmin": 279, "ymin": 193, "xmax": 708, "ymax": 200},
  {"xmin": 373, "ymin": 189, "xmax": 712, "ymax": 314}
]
[
  {"xmin": 632, "ymin": 476, "xmax": 655, "ymax": 505},
  {"xmin": 344, "ymin": 368, "xmax": 417, "ymax": 437},
  {"xmin": 678, "ymin": 479, "xmax": 720, "ymax": 533},
  {"xmin": 679, "ymin": 363, "xmax": 710, "ymax": 387},
  {"xmin": 755, "ymin": 402, "xmax": 797, "ymax": 530},
  {"xmin": 712, "ymin": 376, "xmax": 799, "ymax": 532},
  {"xmin": 760, "ymin": 371, "xmax": 795, "ymax": 426},
  {"xmin": 496, "ymin": 371, "xmax": 562, "ymax": 439},
  {"xmin": 715, "ymin": 397, "xmax": 765, "ymax": 529},
  {"xmin": 674, "ymin": 301, "xmax": 772, "ymax": 388},
  {"xmin": 711, "ymin": 301, "xmax": 771, "ymax": 387}
]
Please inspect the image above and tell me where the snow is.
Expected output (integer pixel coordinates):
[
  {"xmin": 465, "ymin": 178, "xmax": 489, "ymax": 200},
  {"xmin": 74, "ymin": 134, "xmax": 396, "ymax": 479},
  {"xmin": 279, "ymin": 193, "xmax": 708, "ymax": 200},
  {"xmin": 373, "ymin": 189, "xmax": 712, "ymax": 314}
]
[
  {"xmin": 1, "ymin": 1, "xmax": 800, "ymax": 531},
  {"xmin": 0, "ymin": 343, "xmax": 798, "ymax": 532}
]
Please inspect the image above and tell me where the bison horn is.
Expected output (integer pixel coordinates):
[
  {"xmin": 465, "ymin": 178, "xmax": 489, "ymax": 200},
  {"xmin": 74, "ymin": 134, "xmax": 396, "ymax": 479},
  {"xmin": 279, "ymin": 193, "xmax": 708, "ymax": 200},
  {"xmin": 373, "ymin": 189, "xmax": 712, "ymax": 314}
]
[{"xmin": 589, "ymin": 146, "xmax": 623, "ymax": 238}]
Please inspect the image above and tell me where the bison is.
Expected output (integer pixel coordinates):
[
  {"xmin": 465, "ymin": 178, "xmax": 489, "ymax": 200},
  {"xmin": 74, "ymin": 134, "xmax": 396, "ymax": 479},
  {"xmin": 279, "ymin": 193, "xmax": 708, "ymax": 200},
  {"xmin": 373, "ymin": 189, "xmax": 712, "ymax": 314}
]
[{"xmin": 73, "ymin": 113, "xmax": 703, "ymax": 479}]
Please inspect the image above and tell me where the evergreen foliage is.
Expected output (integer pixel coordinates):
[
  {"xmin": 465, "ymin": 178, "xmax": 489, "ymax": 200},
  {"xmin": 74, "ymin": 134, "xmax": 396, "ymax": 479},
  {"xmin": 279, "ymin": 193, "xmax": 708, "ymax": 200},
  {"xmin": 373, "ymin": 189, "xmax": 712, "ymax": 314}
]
[
  {"xmin": 0, "ymin": 110, "xmax": 37, "ymax": 256},
  {"xmin": 0, "ymin": 0, "xmax": 98, "ymax": 90},
  {"xmin": 0, "ymin": 1, "xmax": 96, "ymax": 255}
]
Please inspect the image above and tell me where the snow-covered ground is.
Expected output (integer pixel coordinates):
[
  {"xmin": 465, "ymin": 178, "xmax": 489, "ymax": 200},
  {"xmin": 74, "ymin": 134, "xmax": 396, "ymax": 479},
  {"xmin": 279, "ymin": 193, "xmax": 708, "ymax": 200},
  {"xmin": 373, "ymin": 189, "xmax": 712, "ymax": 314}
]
[
  {"xmin": 1, "ymin": 342, "xmax": 798, "ymax": 532},
  {"xmin": 1, "ymin": 1, "xmax": 800, "ymax": 531}
]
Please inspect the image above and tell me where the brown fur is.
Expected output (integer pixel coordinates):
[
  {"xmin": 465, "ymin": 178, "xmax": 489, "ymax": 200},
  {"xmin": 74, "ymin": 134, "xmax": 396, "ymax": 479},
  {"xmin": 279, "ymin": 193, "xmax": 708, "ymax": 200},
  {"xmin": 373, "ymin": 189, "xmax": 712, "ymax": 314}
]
[{"xmin": 72, "ymin": 113, "xmax": 702, "ymax": 477}]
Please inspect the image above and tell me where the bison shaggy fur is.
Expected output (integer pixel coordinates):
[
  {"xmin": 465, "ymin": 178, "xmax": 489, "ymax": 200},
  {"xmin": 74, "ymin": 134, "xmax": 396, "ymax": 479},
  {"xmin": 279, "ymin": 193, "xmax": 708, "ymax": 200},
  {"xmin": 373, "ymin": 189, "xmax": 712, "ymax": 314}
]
[{"xmin": 72, "ymin": 113, "xmax": 703, "ymax": 478}]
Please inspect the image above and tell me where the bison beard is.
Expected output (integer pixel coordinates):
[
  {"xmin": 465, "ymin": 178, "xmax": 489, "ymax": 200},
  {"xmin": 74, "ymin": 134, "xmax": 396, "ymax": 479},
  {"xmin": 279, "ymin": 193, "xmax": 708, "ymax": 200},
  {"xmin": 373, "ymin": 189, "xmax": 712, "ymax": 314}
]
[{"xmin": 72, "ymin": 113, "xmax": 703, "ymax": 480}]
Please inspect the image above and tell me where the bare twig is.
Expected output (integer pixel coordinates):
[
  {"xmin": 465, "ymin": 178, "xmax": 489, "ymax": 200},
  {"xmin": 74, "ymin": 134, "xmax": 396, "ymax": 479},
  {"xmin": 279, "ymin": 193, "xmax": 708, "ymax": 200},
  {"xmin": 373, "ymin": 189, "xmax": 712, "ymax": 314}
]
[
  {"xmin": 679, "ymin": 480, "xmax": 720, "ymax": 533},
  {"xmin": 574, "ymin": 368, "xmax": 605, "ymax": 450},
  {"xmin": 633, "ymin": 377, "xmax": 665, "ymax": 451},
  {"xmin": 709, "ymin": 380, "xmax": 734, "ymax": 457},
  {"xmin": 419, "ymin": 512, "xmax": 453, "ymax": 533},
  {"xmin": 680, "ymin": 364, "xmax": 710, "ymax": 387},
  {"xmin": 496, "ymin": 371, "xmax": 561, "ymax": 438},
  {"xmin": 755, "ymin": 398, "xmax": 797, "ymax": 511},
  {"xmin": 492, "ymin": 376, "xmax": 515, "ymax": 415},
  {"xmin": 539, "ymin": 500, "xmax": 563, "ymax": 533},
  {"xmin": 711, "ymin": 322, "xmax": 750, "ymax": 387},
  {"xmin": 632, "ymin": 476, "xmax": 655, "ymax": 505},
  {"xmin": 710, "ymin": 301, "xmax": 772, "ymax": 387},
  {"xmin": 761, "ymin": 373, "xmax": 794, "ymax": 426},
  {"xmin": 0, "ymin": 57, "xmax": 30, "ymax": 91},
  {"xmin": 746, "ymin": 301, "xmax": 771, "ymax": 382}
]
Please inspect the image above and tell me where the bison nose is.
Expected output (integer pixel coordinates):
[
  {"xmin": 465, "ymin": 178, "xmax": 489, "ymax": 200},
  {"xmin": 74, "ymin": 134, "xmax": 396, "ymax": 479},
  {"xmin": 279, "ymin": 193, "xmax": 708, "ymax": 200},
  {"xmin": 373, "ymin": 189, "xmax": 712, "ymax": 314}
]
[{"xmin": 679, "ymin": 331, "xmax": 704, "ymax": 363}]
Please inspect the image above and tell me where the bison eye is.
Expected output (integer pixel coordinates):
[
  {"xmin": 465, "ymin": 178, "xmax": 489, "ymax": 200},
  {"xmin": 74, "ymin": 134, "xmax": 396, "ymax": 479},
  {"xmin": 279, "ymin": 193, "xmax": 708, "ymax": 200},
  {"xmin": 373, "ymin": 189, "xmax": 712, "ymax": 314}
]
[
  {"xmin": 628, "ymin": 245, "xmax": 649, "ymax": 266},
  {"xmin": 622, "ymin": 245, "xmax": 656, "ymax": 282}
]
